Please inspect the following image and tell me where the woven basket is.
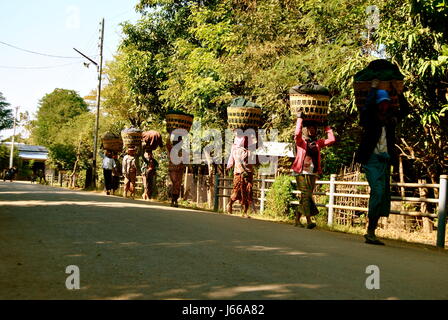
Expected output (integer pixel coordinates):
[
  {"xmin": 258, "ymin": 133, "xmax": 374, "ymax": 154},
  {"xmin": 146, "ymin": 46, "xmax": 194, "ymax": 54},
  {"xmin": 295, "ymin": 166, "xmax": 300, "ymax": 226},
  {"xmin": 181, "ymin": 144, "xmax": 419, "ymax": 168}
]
[
  {"xmin": 354, "ymin": 80, "xmax": 403, "ymax": 109},
  {"xmin": 102, "ymin": 138, "xmax": 123, "ymax": 152},
  {"xmin": 166, "ymin": 113, "xmax": 194, "ymax": 133},
  {"xmin": 289, "ymin": 93, "xmax": 329, "ymax": 122},
  {"xmin": 227, "ymin": 107, "xmax": 262, "ymax": 130},
  {"xmin": 121, "ymin": 130, "xmax": 142, "ymax": 149}
]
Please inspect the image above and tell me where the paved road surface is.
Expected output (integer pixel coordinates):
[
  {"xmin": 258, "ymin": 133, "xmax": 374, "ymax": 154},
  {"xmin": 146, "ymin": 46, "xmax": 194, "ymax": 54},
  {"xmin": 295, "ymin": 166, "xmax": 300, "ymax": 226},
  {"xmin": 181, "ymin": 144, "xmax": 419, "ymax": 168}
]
[{"xmin": 1, "ymin": 181, "xmax": 447, "ymax": 300}]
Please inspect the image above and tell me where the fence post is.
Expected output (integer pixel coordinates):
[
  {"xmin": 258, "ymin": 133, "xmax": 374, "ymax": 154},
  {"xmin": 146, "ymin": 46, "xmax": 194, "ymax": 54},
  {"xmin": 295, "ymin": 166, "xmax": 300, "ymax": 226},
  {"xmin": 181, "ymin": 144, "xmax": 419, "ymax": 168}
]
[
  {"xmin": 213, "ymin": 173, "xmax": 219, "ymax": 212},
  {"xmin": 260, "ymin": 176, "xmax": 266, "ymax": 213},
  {"xmin": 436, "ymin": 175, "xmax": 447, "ymax": 248},
  {"xmin": 327, "ymin": 174, "xmax": 336, "ymax": 226}
]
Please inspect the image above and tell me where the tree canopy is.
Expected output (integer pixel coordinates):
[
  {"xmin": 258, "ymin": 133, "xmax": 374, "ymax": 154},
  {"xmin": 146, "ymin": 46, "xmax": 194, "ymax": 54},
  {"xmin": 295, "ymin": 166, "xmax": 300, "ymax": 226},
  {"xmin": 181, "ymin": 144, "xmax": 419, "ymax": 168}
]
[
  {"xmin": 31, "ymin": 88, "xmax": 89, "ymax": 146},
  {"xmin": 97, "ymin": 0, "xmax": 448, "ymax": 178},
  {"xmin": 0, "ymin": 92, "xmax": 14, "ymax": 132},
  {"xmin": 30, "ymin": 89, "xmax": 90, "ymax": 170}
]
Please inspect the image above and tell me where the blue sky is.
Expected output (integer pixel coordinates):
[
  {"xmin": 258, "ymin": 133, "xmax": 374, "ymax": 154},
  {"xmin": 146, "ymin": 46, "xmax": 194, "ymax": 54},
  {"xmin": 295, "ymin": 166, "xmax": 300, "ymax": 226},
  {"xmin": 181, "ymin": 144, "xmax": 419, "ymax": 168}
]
[{"xmin": 0, "ymin": 0, "xmax": 141, "ymax": 139}]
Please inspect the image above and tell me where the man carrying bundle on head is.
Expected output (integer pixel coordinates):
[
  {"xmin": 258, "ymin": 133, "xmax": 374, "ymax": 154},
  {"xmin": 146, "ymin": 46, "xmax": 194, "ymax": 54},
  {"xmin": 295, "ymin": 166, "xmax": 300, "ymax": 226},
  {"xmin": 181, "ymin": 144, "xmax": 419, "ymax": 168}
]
[
  {"xmin": 355, "ymin": 77, "xmax": 410, "ymax": 245},
  {"xmin": 354, "ymin": 59, "xmax": 410, "ymax": 245}
]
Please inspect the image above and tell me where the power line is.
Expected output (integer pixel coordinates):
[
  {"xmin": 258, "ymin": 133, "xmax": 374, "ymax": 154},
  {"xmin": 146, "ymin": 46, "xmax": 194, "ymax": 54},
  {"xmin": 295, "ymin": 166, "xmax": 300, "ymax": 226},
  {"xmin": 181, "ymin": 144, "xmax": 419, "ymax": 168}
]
[
  {"xmin": 0, "ymin": 40, "xmax": 83, "ymax": 59},
  {"xmin": 0, "ymin": 62, "xmax": 82, "ymax": 70}
]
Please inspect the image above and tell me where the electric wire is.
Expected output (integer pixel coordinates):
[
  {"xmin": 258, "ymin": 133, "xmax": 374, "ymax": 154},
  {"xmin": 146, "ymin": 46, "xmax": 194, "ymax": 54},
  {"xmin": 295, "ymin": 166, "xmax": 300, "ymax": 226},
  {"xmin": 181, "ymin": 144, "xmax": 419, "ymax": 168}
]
[
  {"xmin": 0, "ymin": 62, "xmax": 82, "ymax": 70},
  {"xmin": 0, "ymin": 40, "xmax": 83, "ymax": 59}
]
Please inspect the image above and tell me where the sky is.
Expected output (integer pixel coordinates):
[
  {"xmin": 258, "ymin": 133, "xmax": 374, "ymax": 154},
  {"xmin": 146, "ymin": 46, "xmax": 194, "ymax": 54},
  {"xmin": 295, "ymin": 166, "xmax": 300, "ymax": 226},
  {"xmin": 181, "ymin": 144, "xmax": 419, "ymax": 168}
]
[{"xmin": 0, "ymin": 0, "xmax": 141, "ymax": 139}]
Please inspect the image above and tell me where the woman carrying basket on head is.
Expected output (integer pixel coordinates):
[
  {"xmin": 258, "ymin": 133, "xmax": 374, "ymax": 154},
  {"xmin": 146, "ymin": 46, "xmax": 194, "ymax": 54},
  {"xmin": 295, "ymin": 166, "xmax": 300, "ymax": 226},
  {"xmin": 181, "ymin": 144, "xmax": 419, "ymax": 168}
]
[
  {"xmin": 292, "ymin": 112, "xmax": 335, "ymax": 229},
  {"xmin": 226, "ymin": 133, "xmax": 256, "ymax": 218},
  {"xmin": 122, "ymin": 146, "xmax": 139, "ymax": 198}
]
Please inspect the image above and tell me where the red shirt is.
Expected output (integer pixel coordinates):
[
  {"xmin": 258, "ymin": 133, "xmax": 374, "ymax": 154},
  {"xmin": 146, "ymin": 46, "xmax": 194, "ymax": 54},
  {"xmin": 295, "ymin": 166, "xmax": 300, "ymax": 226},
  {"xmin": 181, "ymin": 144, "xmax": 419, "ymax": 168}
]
[{"xmin": 291, "ymin": 118, "xmax": 335, "ymax": 175}]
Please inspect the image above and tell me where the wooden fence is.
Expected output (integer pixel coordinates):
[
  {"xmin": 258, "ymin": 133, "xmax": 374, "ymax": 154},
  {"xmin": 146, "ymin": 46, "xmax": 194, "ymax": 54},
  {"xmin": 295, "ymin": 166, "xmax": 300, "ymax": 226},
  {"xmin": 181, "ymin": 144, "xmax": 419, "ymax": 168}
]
[{"xmin": 213, "ymin": 174, "xmax": 448, "ymax": 248}]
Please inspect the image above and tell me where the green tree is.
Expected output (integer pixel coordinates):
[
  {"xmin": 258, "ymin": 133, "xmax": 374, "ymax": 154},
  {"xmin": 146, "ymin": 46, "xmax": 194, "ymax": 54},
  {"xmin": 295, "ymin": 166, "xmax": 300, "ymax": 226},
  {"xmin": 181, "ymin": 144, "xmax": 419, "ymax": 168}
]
[
  {"xmin": 105, "ymin": 0, "xmax": 447, "ymax": 180},
  {"xmin": 0, "ymin": 143, "xmax": 19, "ymax": 171},
  {"xmin": 0, "ymin": 92, "xmax": 13, "ymax": 131},
  {"xmin": 29, "ymin": 89, "xmax": 92, "ymax": 182},
  {"xmin": 378, "ymin": 0, "xmax": 448, "ymax": 181},
  {"xmin": 31, "ymin": 88, "xmax": 89, "ymax": 146}
]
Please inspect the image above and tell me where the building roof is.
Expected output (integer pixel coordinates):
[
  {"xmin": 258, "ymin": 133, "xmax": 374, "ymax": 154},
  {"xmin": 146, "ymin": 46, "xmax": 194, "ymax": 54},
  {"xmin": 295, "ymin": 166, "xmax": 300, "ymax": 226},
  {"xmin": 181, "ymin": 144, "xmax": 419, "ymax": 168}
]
[{"xmin": 3, "ymin": 142, "xmax": 49, "ymax": 161}]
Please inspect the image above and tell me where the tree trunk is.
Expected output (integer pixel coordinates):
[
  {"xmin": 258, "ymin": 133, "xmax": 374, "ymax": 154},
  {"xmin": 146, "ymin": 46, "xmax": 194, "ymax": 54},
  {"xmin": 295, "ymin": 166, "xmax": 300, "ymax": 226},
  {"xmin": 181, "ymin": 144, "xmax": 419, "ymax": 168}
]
[
  {"xmin": 69, "ymin": 158, "xmax": 79, "ymax": 188},
  {"xmin": 70, "ymin": 138, "xmax": 82, "ymax": 188}
]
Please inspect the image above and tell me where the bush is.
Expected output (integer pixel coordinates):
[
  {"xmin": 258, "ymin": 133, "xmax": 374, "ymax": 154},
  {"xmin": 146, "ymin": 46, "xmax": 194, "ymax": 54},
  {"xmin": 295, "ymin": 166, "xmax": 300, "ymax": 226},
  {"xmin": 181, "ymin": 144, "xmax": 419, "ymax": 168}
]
[{"xmin": 264, "ymin": 175, "xmax": 295, "ymax": 219}]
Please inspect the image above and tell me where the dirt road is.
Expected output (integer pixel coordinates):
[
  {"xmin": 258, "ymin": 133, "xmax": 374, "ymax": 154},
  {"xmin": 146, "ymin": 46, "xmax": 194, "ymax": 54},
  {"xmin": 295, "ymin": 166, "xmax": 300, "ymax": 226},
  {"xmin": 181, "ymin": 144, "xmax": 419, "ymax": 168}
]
[{"xmin": 1, "ymin": 181, "xmax": 447, "ymax": 300}]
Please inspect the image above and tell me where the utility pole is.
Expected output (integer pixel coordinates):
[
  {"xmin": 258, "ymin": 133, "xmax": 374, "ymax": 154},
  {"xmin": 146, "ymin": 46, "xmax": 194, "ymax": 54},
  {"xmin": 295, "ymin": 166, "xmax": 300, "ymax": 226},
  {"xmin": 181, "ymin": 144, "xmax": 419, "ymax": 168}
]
[
  {"xmin": 92, "ymin": 18, "xmax": 105, "ymax": 188},
  {"xmin": 74, "ymin": 18, "xmax": 104, "ymax": 188},
  {"xmin": 9, "ymin": 106, "xmax": 19, "ymax": 168}
]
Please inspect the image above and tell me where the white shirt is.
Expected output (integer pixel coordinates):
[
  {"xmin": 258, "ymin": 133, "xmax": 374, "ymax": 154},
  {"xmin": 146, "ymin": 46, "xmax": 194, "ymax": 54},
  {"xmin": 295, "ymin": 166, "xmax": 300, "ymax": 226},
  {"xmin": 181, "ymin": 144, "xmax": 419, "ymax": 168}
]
[
  {"xmin": 102, "ymin": 157, "xmax": 116, "ymax": 170},
  {"xmin": 374, "ymin": 126, "xmax": 388, "ymax": 154}
]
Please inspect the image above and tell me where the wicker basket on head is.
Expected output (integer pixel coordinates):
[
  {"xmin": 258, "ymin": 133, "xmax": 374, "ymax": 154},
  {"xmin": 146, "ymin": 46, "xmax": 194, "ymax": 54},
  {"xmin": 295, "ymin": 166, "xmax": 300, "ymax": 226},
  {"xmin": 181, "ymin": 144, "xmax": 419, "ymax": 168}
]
[
  {"xmin": 227, "ymin": 106, "xmax": 262, "ymax": 130},
  {"xmin": 289, "ymin": 84, "xmax": 330, "ymax": 122},
  {"xmin": 102, "ymin": 132, "xmax": 123, "ymax": 152},
  {"xmin": 121, "ymin": 127, "xmax": 142, "ymax": 149},
  {"xmin": 353, "ymin": 80, "xmax": 403, "ymax": 110},
  {"xmin": 166, "ymin": 111, "xmax": 194, "ymax": 133},
  {"xmin": 227, "ymin": 97, "xmax": 262, "ymax": 130}
]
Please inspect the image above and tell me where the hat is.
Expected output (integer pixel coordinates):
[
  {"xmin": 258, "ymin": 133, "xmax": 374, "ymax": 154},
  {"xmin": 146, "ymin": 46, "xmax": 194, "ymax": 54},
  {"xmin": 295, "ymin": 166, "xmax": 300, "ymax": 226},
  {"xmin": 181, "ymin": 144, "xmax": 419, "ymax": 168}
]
[{"xmin": 376, "ymin": 89, "xmax": 391, "ymax": 104}]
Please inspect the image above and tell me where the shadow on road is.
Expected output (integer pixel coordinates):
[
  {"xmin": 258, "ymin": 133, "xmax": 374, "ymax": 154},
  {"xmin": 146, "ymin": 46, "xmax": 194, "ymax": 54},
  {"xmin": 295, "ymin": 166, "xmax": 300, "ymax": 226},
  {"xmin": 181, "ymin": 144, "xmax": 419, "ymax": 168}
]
[{"xmin": 1, "ymin": 181, "xmax": 448, "ymax": 300}]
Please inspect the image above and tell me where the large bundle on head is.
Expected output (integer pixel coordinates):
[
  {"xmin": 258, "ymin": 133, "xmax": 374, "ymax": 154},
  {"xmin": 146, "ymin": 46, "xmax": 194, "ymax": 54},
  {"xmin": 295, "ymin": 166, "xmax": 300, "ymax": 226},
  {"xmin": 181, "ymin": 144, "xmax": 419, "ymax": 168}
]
[
  {"xmin": 102, "ymin": 132, "xmax": 123, "ymax": 152},
  {"xmin": 166, "ymin": 110, "xmax": 194, "ymax": 133},
  {"xmin": 227, "ymin": 97, "xmax": 262, "ymax": 130},
  {"xmin": 289, "ymin": 83, "xmax": 330, "ymax": 123},
  {"xmin": 121, "ymin": 127, "xmax": 142, "ymax": 150},
  {"xmin": 354, "ymin": 59, "xmax": 404, "ymax": 109}
]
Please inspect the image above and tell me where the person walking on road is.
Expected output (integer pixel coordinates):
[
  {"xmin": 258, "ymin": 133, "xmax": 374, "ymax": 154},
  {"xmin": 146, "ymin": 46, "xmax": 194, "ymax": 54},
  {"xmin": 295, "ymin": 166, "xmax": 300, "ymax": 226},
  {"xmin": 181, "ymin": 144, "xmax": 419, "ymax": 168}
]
[
  {"xmin": 4, "ymin": 167, "xmax": 17, "ymax": 182},
  {"xmin": 102, "ymin": 151, "xmax": 116, "ymax": 195},
  {"xmin": 356, "ymin": 79, "xmax": 409, "ymax": 245},
  {"xmin": 111, "ymin": 153, "xmax": 121, "ymax": 195},
  {"xmin": 122, "ymin": 147, "xmax": 138, "ymax": 198},
  {"xmin": 292, "ymin": 112, "xmax": 335, "ymax": 229},
  {"xmin": 141, "ymin": 130, "xmax": 163, "ymax": 200},
  {"xmin": 226, "ymin": 132, "xmax": 256, "ymax": 218},
  {"xmin": 166, "ymin": 135, "xmax": 185, "ymax": 207}
]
